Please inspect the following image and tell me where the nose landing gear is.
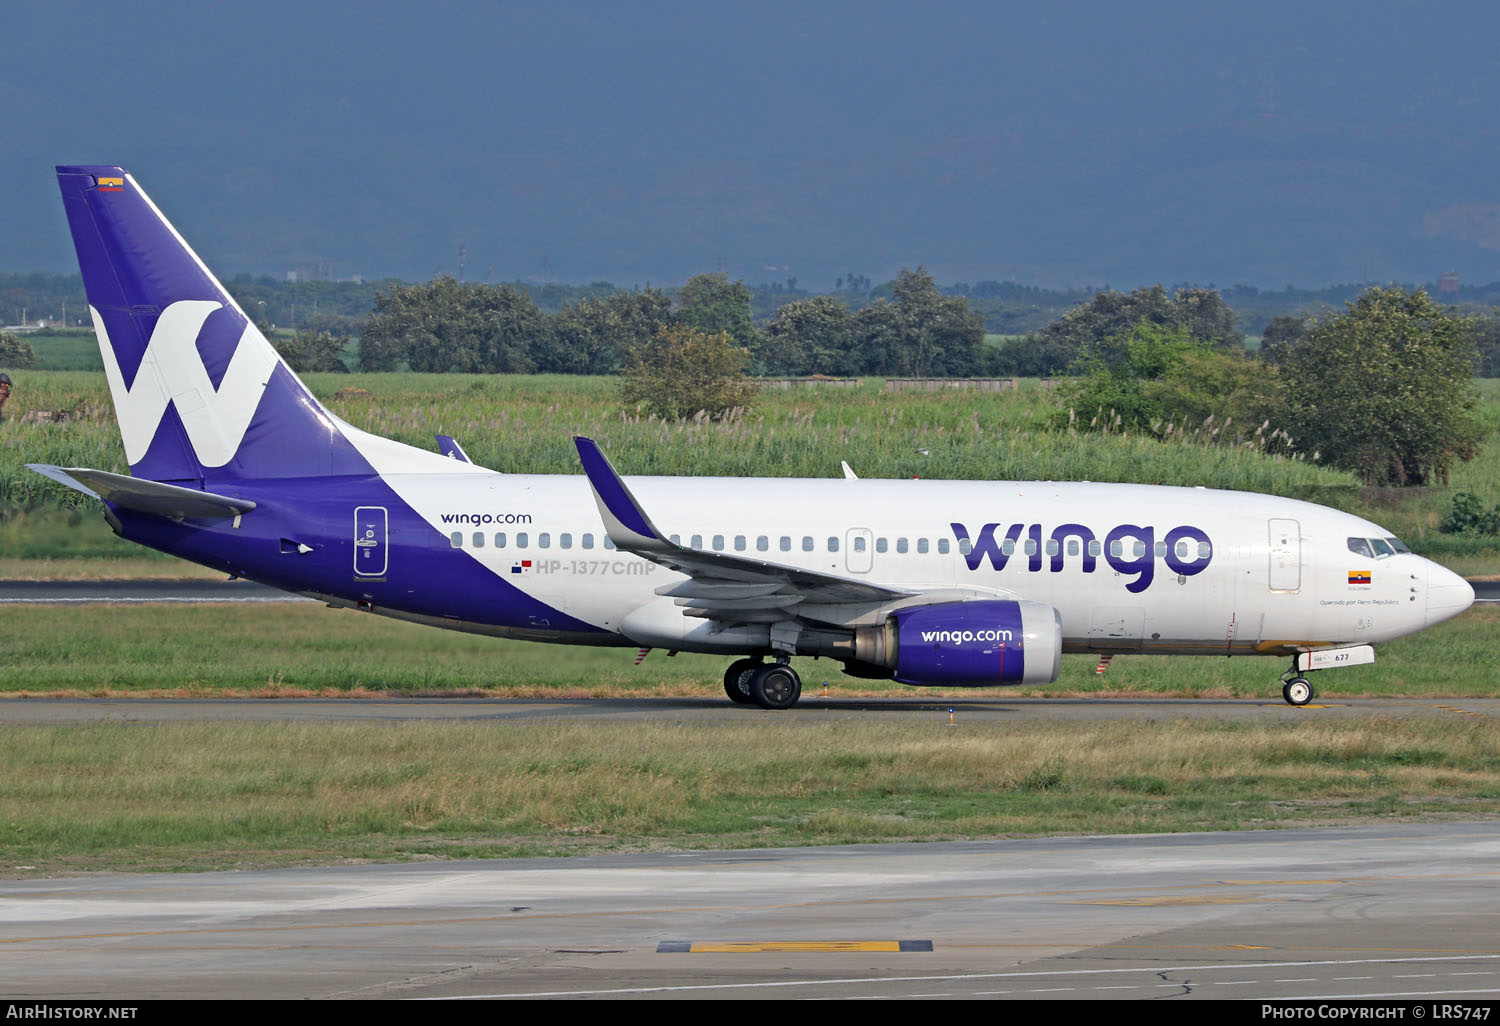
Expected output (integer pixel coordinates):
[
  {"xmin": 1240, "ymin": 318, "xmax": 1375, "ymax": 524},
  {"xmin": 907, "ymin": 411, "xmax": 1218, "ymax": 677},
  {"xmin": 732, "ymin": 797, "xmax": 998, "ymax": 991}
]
[
  {"xmin": 1276, "ymin": 645, "xmax": 1374, "ymax": 705},
  {"xmin": 1280, "ymin": 653, "xmax": 1316, "ymax": 706},
  {"xmin": 1281, "ymin": 675, "xmax": 1315, "ymax": 706}
]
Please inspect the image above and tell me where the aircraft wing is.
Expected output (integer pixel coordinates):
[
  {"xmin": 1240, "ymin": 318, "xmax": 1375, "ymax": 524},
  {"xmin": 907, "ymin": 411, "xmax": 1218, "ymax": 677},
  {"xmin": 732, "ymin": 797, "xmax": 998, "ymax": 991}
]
[{"xmin": 574, "ymin": 438, "xmax": 913, "ymax": 623}]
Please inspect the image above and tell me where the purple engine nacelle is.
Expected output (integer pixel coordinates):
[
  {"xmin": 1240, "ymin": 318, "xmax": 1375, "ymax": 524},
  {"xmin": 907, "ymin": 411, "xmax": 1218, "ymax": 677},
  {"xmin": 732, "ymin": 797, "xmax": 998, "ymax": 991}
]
[{"xmin": 887, "ymin": 599, "xmax": 1062, "ymax": 686}]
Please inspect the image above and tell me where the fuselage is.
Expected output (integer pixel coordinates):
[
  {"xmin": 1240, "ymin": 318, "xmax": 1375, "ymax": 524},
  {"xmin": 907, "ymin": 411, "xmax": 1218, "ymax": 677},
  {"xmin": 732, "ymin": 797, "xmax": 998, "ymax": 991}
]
[{"xmin": 112, "ymin": 467, "xmax": 1474, "ymax": 661}]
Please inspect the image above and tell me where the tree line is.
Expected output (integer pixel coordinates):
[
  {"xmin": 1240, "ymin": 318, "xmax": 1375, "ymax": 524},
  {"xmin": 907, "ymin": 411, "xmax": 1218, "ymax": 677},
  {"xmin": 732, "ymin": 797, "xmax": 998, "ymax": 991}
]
[
  {"xmin": 346, "ymin": 268, "xmax": 988, "ymax": 378},
  {"xmin": 1051, "ymin": 286, "xmax": 1483, "ymax": 488},
  {"xmin": 11, "ymin": 265, "xmax": 1500, "ymax": 347}
]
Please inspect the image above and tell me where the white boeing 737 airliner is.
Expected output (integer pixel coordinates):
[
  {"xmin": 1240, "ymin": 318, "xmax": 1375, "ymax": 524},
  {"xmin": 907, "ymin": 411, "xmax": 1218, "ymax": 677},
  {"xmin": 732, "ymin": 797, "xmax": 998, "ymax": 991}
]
[{"xmin": 32, "ymin": 166, "xmax": 1476, "ymax": 708}]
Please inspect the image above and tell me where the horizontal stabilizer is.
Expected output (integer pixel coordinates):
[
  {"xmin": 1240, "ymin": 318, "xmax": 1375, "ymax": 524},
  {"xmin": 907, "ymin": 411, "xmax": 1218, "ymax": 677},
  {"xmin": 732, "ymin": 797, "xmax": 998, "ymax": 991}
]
[{"xmin": 28, "ymin": 465, "xmax": 256, "ymax": 519}]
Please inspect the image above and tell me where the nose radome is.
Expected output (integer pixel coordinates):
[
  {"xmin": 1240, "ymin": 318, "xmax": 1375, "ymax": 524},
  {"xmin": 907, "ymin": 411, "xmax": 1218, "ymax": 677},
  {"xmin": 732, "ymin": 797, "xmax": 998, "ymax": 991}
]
[{"xmin": 1426, "ymin": 563, "xmax": 1475, "ymax": 627}]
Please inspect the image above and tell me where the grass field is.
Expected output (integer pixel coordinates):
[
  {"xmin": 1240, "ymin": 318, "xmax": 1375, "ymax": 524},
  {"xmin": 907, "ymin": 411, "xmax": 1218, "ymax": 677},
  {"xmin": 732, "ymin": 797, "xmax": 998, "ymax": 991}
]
[
  {"xmin": 12, "ymin": 327, "xmax": 308, "ymax": 373},
  {"xmin": 3, "ymin": 715, "xmax": 1497, "ymax": 874},
  {"xmin": 12, "ymin": 330, "xmax": 103, "ymax": 372}
]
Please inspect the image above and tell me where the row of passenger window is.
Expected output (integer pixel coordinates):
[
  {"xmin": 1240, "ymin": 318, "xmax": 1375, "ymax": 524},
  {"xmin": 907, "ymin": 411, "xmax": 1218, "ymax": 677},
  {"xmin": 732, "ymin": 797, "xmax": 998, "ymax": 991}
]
[
  {"xmin": 446, "ymin": 531, "xmax": 1211, "ymax": 561},
  {"xmin": 450, "ymin": 531, "xmax": 616, "ymax": 550}
]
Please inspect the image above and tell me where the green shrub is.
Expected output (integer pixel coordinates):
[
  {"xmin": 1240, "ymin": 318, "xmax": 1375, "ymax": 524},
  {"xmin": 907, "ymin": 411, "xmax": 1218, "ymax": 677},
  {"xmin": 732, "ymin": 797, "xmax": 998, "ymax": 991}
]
[
  {"xmin": 618, "ymin": 323, "xmax": 755, "ymax": 420},
  {"xmin": 1440, "ymin": 492, "xmax": 1500, "ymax": 536},
  {"xmin": 0, "ymin": 331, "xmax": 37, "ymax": 369}
]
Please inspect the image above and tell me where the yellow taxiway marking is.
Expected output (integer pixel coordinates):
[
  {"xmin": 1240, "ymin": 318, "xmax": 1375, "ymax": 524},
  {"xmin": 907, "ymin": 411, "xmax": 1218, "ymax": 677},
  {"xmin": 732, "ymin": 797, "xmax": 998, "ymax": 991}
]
[
  {"xmin": 1432, "ymin": 704, "xmax": 1488, "ymax": 718},
  {"xmin": 1073, "ymin": 896, "xmax": 1275, "ymax": 907},
  {"xmin": 1219, "ymin": 879, "xmax": 1347, "ymax": 885},
  {"xmin": 666, "ymin": 940, "xmax": 918, "ymax": 953}
]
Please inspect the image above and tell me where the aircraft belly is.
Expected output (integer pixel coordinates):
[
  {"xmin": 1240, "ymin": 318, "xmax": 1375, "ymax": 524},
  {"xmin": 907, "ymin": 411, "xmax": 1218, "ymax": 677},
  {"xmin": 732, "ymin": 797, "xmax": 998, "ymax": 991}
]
[{"xmin": 1085, "ymin": 606, "xmax": 1144, "ymax": 650}]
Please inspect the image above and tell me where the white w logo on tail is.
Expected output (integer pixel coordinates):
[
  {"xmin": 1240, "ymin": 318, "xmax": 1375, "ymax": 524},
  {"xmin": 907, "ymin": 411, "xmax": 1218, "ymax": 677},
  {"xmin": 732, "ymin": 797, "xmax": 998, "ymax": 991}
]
[{"xmin": 91, "ymin": 300, "xmax": 280, "ymax": 467}]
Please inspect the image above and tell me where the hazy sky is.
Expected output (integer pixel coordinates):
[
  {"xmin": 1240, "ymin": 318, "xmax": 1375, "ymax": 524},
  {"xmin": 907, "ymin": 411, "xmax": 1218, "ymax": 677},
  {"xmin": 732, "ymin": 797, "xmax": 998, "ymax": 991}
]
[{"xmin": 6, "ymin": 1, "xmax": 1500, "ymax": 288}]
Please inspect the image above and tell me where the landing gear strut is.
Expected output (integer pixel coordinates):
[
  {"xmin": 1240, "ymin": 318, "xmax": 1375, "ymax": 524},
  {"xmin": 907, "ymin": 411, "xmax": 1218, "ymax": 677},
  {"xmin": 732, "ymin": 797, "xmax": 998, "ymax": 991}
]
[{"xmin": 723, "ymin": 659, "xmax": 802, "ymax": 709}]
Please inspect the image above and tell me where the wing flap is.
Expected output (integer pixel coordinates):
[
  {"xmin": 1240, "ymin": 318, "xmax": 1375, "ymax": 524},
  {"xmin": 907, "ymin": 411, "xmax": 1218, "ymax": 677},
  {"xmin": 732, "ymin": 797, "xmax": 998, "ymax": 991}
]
[
  {"xmin": 680, "ymin": 607, "xmax": 794, "ymax": 624},
  {"xmin": 657, "ymin": 580, "xmax": 786, "ymax": 600},
  {"xmin": 676, "ymin": 593, "xmax": 805, "ymax": 613}
]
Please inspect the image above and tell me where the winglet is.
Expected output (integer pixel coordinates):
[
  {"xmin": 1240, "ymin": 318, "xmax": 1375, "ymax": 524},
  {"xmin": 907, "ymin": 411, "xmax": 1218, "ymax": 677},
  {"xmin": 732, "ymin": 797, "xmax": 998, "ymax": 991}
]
[
  {"xmin": 436, "ymin": 434, "xmax": 472, "ymax": 463},
  {"xmin": 573, "ymin": 437, "xmax": 672, "ymax": 551}
]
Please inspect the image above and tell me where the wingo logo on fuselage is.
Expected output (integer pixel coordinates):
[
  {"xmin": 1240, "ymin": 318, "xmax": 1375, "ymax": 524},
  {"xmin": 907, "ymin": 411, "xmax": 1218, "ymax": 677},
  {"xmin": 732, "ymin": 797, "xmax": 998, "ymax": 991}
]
[{"xmin": 951, "ymin": 522, "xmax": 1213, "ymax": 593}]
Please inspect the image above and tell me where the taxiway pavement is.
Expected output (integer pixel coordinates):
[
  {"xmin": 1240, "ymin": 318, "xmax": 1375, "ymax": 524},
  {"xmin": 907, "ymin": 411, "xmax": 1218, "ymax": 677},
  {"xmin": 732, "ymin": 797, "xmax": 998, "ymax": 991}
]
[{"xmin": 3, "ymin": 824, "xmax": 1498, "ymax": 1000}]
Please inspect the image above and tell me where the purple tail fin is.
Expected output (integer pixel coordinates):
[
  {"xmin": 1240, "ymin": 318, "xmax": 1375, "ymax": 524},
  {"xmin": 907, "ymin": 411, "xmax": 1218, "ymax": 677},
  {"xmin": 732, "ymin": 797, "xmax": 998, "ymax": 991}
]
[{"xmin": 55, "ymin": 166, "xmax": 369, "ymax": 484}]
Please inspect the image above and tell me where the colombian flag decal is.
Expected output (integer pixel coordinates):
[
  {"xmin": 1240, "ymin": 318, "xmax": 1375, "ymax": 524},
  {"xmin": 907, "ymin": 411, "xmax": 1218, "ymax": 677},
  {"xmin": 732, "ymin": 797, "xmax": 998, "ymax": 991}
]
[
  {"xmin": 97, "ymin": 176, "xmax": 124, "ymax": 192},
  {"xmin": 1348, "ymin": 570, "xmax": 1372, "ymax": 586}
]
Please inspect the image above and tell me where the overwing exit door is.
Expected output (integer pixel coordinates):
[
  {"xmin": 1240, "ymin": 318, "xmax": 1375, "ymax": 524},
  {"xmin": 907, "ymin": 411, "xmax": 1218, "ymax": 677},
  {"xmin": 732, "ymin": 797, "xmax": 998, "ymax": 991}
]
[{"xmin": 846, "ymin": 528, "xmax": 873, "ymax": 573}]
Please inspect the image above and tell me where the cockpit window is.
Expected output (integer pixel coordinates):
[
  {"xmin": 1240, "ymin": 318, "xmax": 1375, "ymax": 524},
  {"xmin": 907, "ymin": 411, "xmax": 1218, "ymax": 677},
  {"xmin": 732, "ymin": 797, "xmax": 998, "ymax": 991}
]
[{"xmin": 1350, "ymin": 535, "xmax": 1408, "ymax": 558}]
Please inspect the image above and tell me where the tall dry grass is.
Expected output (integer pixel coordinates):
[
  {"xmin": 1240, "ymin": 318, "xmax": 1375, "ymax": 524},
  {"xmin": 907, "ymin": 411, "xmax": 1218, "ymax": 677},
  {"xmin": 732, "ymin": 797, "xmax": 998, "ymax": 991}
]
[{"xmin": 4, "ymin": 716, "xmax": 1496, "ymax": 873}]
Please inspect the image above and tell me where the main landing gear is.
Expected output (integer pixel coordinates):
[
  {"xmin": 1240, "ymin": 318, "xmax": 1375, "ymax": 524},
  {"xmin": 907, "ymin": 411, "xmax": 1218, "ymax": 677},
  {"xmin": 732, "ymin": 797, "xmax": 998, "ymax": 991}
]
[{"xmin": 722, "ymin": 658, "xmax": 802, "ymax": 710}]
